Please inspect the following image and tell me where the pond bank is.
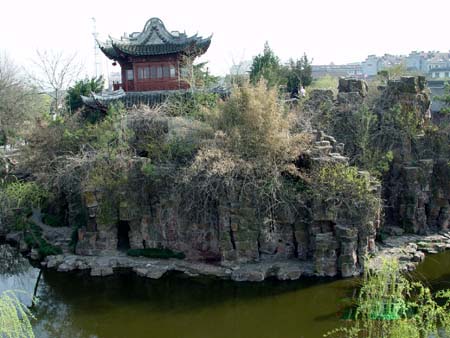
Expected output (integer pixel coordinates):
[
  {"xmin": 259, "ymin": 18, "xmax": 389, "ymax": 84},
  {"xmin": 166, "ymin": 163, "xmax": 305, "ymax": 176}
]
[
  {"xmin": 42, "ymin": 230, "xmax": 450, "ymax": 282},
  {"xmin": 43, "ymin": 254, "xmax": 315, "ymax": 282}
]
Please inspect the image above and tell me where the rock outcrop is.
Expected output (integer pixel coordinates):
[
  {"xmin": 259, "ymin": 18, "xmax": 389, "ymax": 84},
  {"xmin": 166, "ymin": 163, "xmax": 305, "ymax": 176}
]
[
  {"xmin": 29, "ymin": 76, "xmax": 448, "ymax": 281},
  {"xmin": 70, "ymin": 126, "xmax": 380, "ymax": 278},
  {"xmin": 385, "ymin": 159, "xmax": 450, "ymax": 235}
]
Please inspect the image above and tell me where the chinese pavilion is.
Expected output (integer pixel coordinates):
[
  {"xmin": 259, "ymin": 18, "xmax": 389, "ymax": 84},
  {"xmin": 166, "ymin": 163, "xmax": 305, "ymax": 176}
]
[{"xmin": 98, "ymin": 17, "xmax": 211, "ymax": 92}]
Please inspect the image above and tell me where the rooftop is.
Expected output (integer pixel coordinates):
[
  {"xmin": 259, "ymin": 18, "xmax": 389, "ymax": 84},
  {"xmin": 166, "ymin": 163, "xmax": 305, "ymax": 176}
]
[{"xmin": 98, "ymin": 17, "xmax": 211, "ymax": 60}]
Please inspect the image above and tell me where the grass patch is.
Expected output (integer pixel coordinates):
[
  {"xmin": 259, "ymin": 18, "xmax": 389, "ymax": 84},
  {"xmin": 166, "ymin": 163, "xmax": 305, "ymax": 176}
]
[{"xmin": 127, "ymin": 248, "xmax": 185, "ymax": 259}]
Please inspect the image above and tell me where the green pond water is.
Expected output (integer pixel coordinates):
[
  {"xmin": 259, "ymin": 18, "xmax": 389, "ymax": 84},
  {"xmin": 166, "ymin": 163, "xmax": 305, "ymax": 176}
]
[{"xmin": 2, "ymin": 247, "xmax": 450, "ymax": 338}]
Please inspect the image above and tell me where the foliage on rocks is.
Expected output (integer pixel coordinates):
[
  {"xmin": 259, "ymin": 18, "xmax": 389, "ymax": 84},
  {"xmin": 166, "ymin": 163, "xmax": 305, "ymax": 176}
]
[
  {"xmin": 22, "ymin": 102, "xmax": 131, "ymax": 188},
  {"xmin": 24, "ymin": 224, "xmax": 62, "ymax": 258},
  {"xmin": 213, "ymin": 81, "xmax": 295, "ymax": 160},
  {"xmin": 313, "ymin": 97, "xmax": 423, "ymax": 176},
  {"xmin": 311, "ymin": 163, "xmax": 380, "ymax": 222},
  {"xmin": 163, "ymin": 91, "xmax": 219, "ymax": 121},
  {"xmin": 1, "ymin": 181, "xmax": 48, "ymax": 210},
  {"xmin": 181, "ymin": 81, "xmax": 312, "ymax": 223},
  {"xmin": 0, "ymin": 180, "xmax": 48, "ymax": 231}
]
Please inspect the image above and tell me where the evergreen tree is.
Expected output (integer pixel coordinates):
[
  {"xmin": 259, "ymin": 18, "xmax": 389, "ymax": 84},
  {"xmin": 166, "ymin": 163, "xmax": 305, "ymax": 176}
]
[
  {"xmin": 285, "ymin": 54, "xmax": 313, "ymax": 96},
  {"xmin": 66, "ymin": 76, "xmax": 104, "ymax": 113},
  {"xmin": 249, "ymin": 42, "xmax": 282, "ymax": 87}
]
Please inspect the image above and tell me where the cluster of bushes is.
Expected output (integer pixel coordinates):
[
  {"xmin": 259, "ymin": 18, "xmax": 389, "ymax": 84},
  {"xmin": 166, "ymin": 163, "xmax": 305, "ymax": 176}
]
[
  {"xmin": 311, "ymin": 97, "xmax": 425, "ymax": 177},
  {"xmin": 311, "ymin": 164, "xmax": 380, "ymax": 222},
  {"xmin": 0, "ymin": 181, "xmax": 48, "ymax": 231}
]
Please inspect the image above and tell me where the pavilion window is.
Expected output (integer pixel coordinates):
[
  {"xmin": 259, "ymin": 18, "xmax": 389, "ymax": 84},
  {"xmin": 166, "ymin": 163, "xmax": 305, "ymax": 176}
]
[
  {"xmin": 170, "ymin": 66, "xmax": 176, "ymax": 78},
  {"xmin": 150, "ymin": 66, "xmax": 157, "ymax": 79},
  {"xmin": 157, "ymin": 66, "xmax": 163, "ymax": 79},
  {"xmin": 162, "ymin": 66, "xmax": 170, "ymax": 78},
  {"xmin": 126, "ymin": 69, "xmax": 134, "ymax": 81},
  {"xmin": 138, "ymin": 68, "xmax": 144, "ymax": 80},
  {"xmin": 144, "ymin": 67, "xmax": 150, "ymax": 79}
]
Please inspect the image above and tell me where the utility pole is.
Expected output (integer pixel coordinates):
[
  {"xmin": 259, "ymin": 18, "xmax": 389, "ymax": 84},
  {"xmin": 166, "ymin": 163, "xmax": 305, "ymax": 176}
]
[{"xmin": 91, "ymin": 17, "xmax": 101, "ymax": 78}]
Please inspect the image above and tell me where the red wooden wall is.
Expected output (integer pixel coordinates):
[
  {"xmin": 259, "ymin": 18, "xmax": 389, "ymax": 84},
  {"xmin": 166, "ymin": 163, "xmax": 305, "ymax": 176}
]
[{"xmin": 115, "ymin": 55, "xmax": 189, "ymax": 92}]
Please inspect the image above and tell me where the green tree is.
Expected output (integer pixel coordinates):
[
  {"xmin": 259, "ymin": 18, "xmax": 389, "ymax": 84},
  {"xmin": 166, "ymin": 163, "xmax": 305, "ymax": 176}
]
[
  {"xmin": 284, "ymin": 54, "xmax": 313, "ymax": 96},
  {"xmin": 66, "ymin": 76, "xmax": 104, "ymax": 113},
  {"xmin": 249, "ymin": 42, "xmax": 282, "ymax": 87}
]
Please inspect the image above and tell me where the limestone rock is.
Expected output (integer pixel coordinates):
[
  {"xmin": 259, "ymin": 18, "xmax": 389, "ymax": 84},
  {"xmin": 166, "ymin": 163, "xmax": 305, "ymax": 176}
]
[{"xmin": 338, "ymin": 78, "xmax": 368, "ymax": 97}]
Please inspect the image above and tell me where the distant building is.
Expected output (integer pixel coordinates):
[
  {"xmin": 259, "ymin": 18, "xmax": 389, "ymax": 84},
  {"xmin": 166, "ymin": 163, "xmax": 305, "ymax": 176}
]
[
  {"xmin": 406, "ymin": 51, "xmax": 433, "ymax": 73},
  {"xmin": 312, "ymin": 63, "xmax": 363, "ymax": 78},
  {"xmin": 425, "ymin": 53, "xmax": 450, "ymax": 79},
  {"xmin": 339, "ymin": 51, "xmax": 450, "ymax": 79},
  {"xmin": 361, "ymin": 54, "xmax": 406, "ymax": 77},
  {"xmin": 361, "ymin": 55, "xmax": 380, "ymax": 77}
]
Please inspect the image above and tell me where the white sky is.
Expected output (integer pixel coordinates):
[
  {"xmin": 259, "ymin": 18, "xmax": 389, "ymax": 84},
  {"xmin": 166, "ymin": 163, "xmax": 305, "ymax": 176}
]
[{"xmin": 1, "ymin": 0, "xmax": 449, "ymax": 76}]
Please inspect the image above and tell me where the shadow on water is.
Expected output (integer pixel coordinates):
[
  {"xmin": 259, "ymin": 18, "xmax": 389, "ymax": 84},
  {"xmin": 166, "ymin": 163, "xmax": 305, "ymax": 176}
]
[
  {"xmin": 39, "ymin": 268, "xmax": 357, "ymax": 312},
  {"xmin": 412, "ymin": 250, "xmax": 450, "ymax": 290},
  {"xmin": 32, "ymin": 267, "xmax": 359, "ymax": 338}
]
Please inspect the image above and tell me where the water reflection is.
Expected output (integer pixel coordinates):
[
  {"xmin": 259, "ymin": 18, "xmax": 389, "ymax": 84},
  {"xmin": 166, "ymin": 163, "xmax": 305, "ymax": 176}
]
[
  {"xmin": 0, "ymin": 245, "xmax": 40, "ymax": 306},
  {"xmin": 32, "ymin": 270, "xmax": 357, "ymax": 338},
  {"xmin": 5, "ymin": 246, "xmax": 450, "ymax": 338}
]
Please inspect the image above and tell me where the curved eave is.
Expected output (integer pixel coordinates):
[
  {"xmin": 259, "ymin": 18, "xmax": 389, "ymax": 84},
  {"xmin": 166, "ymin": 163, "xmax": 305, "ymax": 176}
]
[
  {"xmin": 98, "ymin": 43, "xmax": 121, "ymax": 61},
  {"xmin": 189, "ymin": 38, "xmax": 211, "ymax": 56},
  {"xmin": 112, "ymin": 37, "xmax": 211, "ymax": 58}
]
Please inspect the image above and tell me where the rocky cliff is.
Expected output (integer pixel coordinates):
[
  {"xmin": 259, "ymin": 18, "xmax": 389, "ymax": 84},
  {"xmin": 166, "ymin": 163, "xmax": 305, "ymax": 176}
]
[
  {"xmin": 71, "ymin": 127, "xmax": 380, "ymax": 278},
  {"xmin": 7, "ymin": 76, "xmax": 447, "ymax": 281}
]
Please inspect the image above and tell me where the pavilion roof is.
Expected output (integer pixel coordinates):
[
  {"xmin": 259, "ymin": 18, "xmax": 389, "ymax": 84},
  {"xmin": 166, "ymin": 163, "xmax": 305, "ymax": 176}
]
[{"xmin": 98, "ymin": 18, "xmax": 211, "ymax": 60}]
